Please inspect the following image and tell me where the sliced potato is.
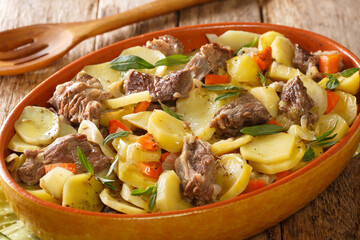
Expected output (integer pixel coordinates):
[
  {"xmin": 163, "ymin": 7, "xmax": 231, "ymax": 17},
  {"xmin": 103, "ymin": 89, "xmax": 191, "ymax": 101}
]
[
  {"xmin": 300, "ymin": 75, "xmax": 327, "ymax": 117},
  {"xmin": 112, "ymin": 134, "xmax": 139, "ymax": 162},
  {"xmin": 82, "ymin": 62, "xmax": 121, "ymax": 91},
  {"xmin": 250, "ymin": 86, "xmax": 280, "ymax": 118},
  {"xmin": 147, "ymin": 110, "xmax": 189, "ymax": 153},
  {"xmin": 62, "ymin": 173, "xmax": 104, "ymax": 212},
  {"xmin": 121, "ymin": 46, "xmax": 167, "ymax": 77},
  {"xmin": 258, "ymin": 31, "xmax": 285, "ymax": 51},
  {"xmin": 8, "ymin": 134, "xmax": 40, "ymax": 152},
  {"xmin": 291, "ymin": 145, "xmax": 323, "ymax": 171},
  {"xmin": 126, "ymin": 143, "xmax": 161, "ymax": 164},
  {"xmin": 100, "ymin": 188, "xmax": 148, "ymax": 214},
  {"xmin": 207, "ymin": 30, "xmax": 259, "ymax": 51},
  {"xmin": 59, "ymin": 121, "xmax": 77, "ymax": 137},
  {"xmin": 40, "ymin": 167, "xmax": 75, "ymax": 199},
  {"xmin": 14, "ymin": 106, "xmax": 59, "ymax": 145},
  {"xmin": 337, "ymin": 71, "xmax": 360, "ymax": 95},
  {"xmin": 240, "ymin": 133, "xmax": 296, "ymax": 164},
  {"xmin": 122, "ymin": 111, "xmax": 152, "ymax": 130},
  {"xmin": 249, "ymin": 141, "xmax": 306, "ymax": 174},
  {"xmin": 211, "ymin": 135, "xmax": 253, "ymax": 156},
  {"xmin": 267, "ymin": 62, "xmax": 302, "ymax": 81},
  {"xmin": 104, "ymin": 91, "xmax": 151, "ymax": 109},
  {"xmin": 27, "ymin": 189, "xmax": 61, "ymax": 205},
  {"xmin": 314, "ymin": 113, "xmax": 349, "ymax": 142},
  {"xmin": 227, "ymin": 55, "xmax": 261, "ymax": 86},
  {"xmin": 177, "ymin": 87, "xmax": 221, "ymax": 140},
  {"xmin": 120, "ymin": 183, "xmax": 149, "ymax": 211},
  {"xmin": 329, "ymin": 90, "xmax": 357, "ymax": 125},
  {"xmin": 215, "ymin": 154, "xmax": 252, "ymax": 201},
  {"xmin": 270, "ymin": 36, "xmax": 295, "ymax": 67},
  {"xmin": 156, "ymin": 170, "xmax": 192, "ymax": 212},
  {"xmin": 117, "ymin": 162, "xmax": 156, "ymax": 189}
]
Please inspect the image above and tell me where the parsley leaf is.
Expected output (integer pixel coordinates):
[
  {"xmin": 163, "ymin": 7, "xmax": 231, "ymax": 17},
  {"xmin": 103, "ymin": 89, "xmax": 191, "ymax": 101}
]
[
  {"xmin": 324, "ymin": 73, "xmax": 340, "ymax": 90},
  {"xmin": 154, "ymin": 55, "xmax": 191, "ymax": 66},
  {"xmin": 110, "ymin": 55, "xmax": 154, "ymax": 71},
  {"xmin": 103, "ymin": 131, "xmax": 131, "ymax": 145},
  {"xmin": 303, "ymin": 146, "xmax": 315, "ymax": 162},
  {"xmin": 340, "ymin": 67, "xmax": 360, "ymax": 77}
]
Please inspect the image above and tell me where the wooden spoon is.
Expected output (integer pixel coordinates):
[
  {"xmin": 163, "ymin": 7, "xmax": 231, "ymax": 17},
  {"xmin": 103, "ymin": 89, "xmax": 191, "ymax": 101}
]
[{"xmin": 0, "ymin": 0, "xmax": 215, "ymax": 76}]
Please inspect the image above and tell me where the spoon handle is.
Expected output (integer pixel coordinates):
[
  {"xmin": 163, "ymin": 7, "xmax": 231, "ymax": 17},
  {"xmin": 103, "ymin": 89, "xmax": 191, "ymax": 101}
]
[{"xmin": 68, "ymin": 0, "xmax": 215, "ymax": 41}]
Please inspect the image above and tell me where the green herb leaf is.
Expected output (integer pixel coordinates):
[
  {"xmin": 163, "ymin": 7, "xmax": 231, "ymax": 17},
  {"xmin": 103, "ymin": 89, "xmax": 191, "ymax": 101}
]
[
  {"xmin": 105, "ymin": 158, "xmax": 119, "ymax": 179},
  {"xmin": 324, "ymin": 73, "xmax": 340, "ymax": 90},
  {"xmin": 103, "ymin": 131, "xmax": 131, "ymax": 145},
  {"xmin": 131, "ymin": 184, "xmax": 157, "ymax": 211},
  {"xmin": 312, "ymin": 121, "xmax": 338, "ymax": 143},
  {"xmin": 340, "ymin": 67, "xmax": 360, "ymax": 77},
  {"xmin": 257, "ymin": 71, "xmax": 266, "ymax": 86},
  {"xmin": 159, "ymin": 101, "xmax": 183, "ymax": 120},
  {"xmin": 240, "ymin": 124, "xmax": 286, "ymax": 136},
  {"xmin": 315, "ymin": 140, "xmax": 338, "ymax": 147},
  {"xmin": 97, "ymin": 177, "xmax": 118, "ymax": 191},
  {"xmin": 215, "ymin": 91, "xmax": 241, "ymax": 101},
  {"xmin": 201, "ymin": 85, "xmax": 242, "ymax": 91},
  {"xmin": 131, "ymin": 188, "xmax": 150, "ymax": 196},
  {"xmin": 302, "ymin": 146, "xmax": 315, "ymax": 162},
  {"xmin": 148, "ymin": 193, "xmax": 157, "ymax": 211},
  {"xmin": 110, "ymin": 55, "xmax": 154, "ymax": 71},
  {"xmin": 77, "ymin": 147, "xmax": 94, "ymax": 175},
  {"xmin": 154, "ymin": 55, "xmax": 191, "ymax": 67},
  {"xmin": 234, "ymin": 37, "xmax": 257, "ymax": 56}
]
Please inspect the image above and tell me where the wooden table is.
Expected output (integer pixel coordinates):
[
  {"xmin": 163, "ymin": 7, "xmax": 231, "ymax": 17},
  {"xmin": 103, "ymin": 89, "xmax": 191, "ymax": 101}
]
[{"xmin": 0, "ymin": 0, "xmax": 359, "ymax": 239}]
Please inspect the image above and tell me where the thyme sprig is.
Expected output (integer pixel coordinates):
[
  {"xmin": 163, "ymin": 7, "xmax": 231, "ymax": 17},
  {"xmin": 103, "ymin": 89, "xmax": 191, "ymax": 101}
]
[{"xmin": 131, "ymin": 184, "xmax": 157, "ymax": 211}]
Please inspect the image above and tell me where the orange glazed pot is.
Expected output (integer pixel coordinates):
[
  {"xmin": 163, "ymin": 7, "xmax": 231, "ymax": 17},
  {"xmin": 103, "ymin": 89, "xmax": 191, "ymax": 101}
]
[{"xmin": 0, "ymin": 23, "xmax": 360, "ymax": 240}]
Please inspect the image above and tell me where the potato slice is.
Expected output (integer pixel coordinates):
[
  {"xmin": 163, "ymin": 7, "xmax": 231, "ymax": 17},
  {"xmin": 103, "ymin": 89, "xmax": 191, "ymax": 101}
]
[
  {"xmin": 120, "ymin": 183, "xmax": 149, "ymax": 211},
  {"xmin": 104, "ymin": 91, "xmax": 151, "ymax": 109},
  {"xmin": 267, "ymin": 62, "xmax": 301, "ymax": 81},
  {"xmin": 227, "ymin": 55, "xmax": 261, "ymax": 86},
  {"xmin": 207, "ymin": 30, "xmax": 259, "ymax": 51},
  {"xmin": 291, "ymin": 145, "xmax": 323, "ymax": 171},
  {"xmin": 215, "ymin": 154, "xmax": 252, "ymax": 201},
  {"xmin": 62, "ymin": 173, "xmax": 104, "ymax": 212},
  {"xmin": 300, "ymin": 75, "xmax": 327, "ymax": 117},
  {"xmin": 14, "ymin": 106, "xmax": 59, "ymax": 145},
  {"xmin": 27, "ymin": 189, "xmax": 61, "ymax": 205},
  {"xmin": 240, "ymin": 133, "xmax": 296, "ymax": 164},
  {"xmin": 156, "ymin": 170, "xmax": 192, "ymax": 212},
  {"xmin": 314, "ymin": 113, "xmax": 349, "ymax": 142},
  {"xmin": 177, "ymin": 87, "xmax": 221, "ymax": 140},
  {"xmin": 249, "ymin": 141, "xmax": 306, "ymax": 174},
  {"xmin": 126, "ymin": 143, "xmax": 161, "ymax": 164},
  {"xmin": 8, "ymin": 134, "xmax": 40, "ymax": 152},
  {"xmin": 270, "ymin": 36, "xmax": 295, "ymax": 67},
  {"xmin": 329, "ymin": 90, "xmax": 357, "ymax": 125},
  {"xmin": 250, "ymin": 87, "xmax": 280, "ymax": 118},
  {"xmin": 337, "ymin": 71, "xmax": 360, "ymax": 95},
  {"xmin": 211, "ymin": 135, "xmax": 253, "ymax": 156},
  {"xmin": 100, "ymin": 188, "xmax": 148, "ymax": 214},
  {"xmin": 121, "ymin": 46, "xmax": 167, "ymax": 77},
  {"xmin": 82, "ymin": 62, "xmax": 121, "ymax": 91},
  {"xmin": 59, "ymin": 121, "xmax": 77, "ymax": 137},
  {"xmin": 112, "ymin": 134, "xmax": 139, "ymax": 162},
  {"xmin": 122, "ymin": 111, "xmax": 152, "ymax": 130},
  {"xmin": 39, "ymin": 167, "xmax": 75, "ymax": 199},
  {"xmin": 147, "ymin": 110, "xmax": 188, "ymax": 153},
  {"xmin": 258, "ymin": 31, "xmax": 285, "ymax": 50},
  {"xmin": 117, "ymin": 162, "xmax": 156, "ymax": 189}
]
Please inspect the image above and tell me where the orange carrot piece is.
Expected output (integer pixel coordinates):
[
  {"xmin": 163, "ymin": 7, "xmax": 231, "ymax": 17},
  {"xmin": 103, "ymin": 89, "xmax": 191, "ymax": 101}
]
[
  {"xmin": 137, "ymin": 133, "xmax": 158, "ymax": 151},
  {"xmin": 325, "ymin": 90, "xmax": 340, "ymax": 114},
  {"xmin": 267, "ymin": 118, "xmax": 282, "ymax": 127},
  {"xmin": 319, "ymin": 54, "xmax": 342, "ymax": 74},
  {"xmin": 45, "ymin": 163, "xmax": 76, "ymax": 174},
  {"xmin": 108, "ymin": 119, "xmax": 131, "ymax": 134},
  {"xmin": 160, "ymin": 152, "xmax": 171, "ymax": 163},
  {"xmin": 137, "ymin": 161, "xmax": 163, "ymax": 179},
  {"xmin": 242, "ymin": 179, "xmax": 266, "ymax": 194},
  {"xmin": 204, "ymin": 74, "xmax": 230, "ymax": 84},
  {"xmin": 253, "ymin": 46, "xmax": 272, "ymax": 71},
  {"xmin": 134, "ymin": 101, "xmax": 151, "ymax": 113},
  {"xmin": 275, "ymin": 170, "xmax": 292, "ymax": 182}
]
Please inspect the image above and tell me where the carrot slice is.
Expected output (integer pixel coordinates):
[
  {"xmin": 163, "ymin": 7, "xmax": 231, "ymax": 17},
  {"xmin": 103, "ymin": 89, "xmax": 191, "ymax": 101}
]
[
  {"xmin": 253, "ymin": 46, "xmax": 272, "ymax": 71},
  {"xmin": 108, "ymin": 119, "xmax": 131, "ymax": 134},
  {"xmin": 319, "ymin": 54, "xmax": 342, "ymax": 74},
  {"xmin": 204, "ymin": 74, "xmax": 230, "ymax": 84},
  {"xmin": 267, "ymin": 118, "xmax": 282, "ymax": 127},
  {"xmin": 325, "ymin": 90, "xmax": 340, "ymax": 114},
  {"xmin": 134, "ymin": 101, "xmax": 151, "ymax": 113},
  {"xmin": 137, "ymin": 133, "xmax": 158, "ymax": 151},
  {"xmin": 242, "ymin": 179, "xmax": 266, "ymax": 194},
  {"xmin": 45, "ymin": 163, "xmax": 76, "ymax": 174},
  {"xmin": 137, "ymin": 161, "xmax": 163, "ymax": 179},
  {"xmin": 275, "ymin": 170, "xmax": 292, "ymax": 181}
]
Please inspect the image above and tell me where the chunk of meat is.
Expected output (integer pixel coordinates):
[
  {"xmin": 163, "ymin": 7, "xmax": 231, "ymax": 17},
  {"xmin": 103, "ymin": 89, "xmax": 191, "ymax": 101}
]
[
  {"xmin": 292, "ymin": 44, "xmax": 323, "ymax": 80},
  {"xmin": 48, "ymin": 72, "xmax": 110, "ymax": 127},
  {"xmin": 174, "ymin": 135, "xmax": 216, "ymax": 206},
  {"xmin": 18, "ymin": 134, "xmax": 112, "ymax": 185},
  {"xmin": 278, "ymin": 76, "xmax": 318, "ymax": 124},
  {"xmin": 123, "ymin": 69, "xmax": 193, "ymax": 101},
  {"xmin": 184, "ymin": 43, "xmax": 234, "ymax": 80},
  {"xmin": 145, "ymin": 35, "xmax": 185, "ymax": 56},
  {"xmin": 210, "ymin": 93, "xmax": 271, "ymax": 138}
]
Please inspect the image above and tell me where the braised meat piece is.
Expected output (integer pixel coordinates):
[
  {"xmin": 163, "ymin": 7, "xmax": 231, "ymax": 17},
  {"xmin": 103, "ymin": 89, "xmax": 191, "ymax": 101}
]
[
  {"xmin": 279, "ymin": 76, "xmax": 318, "ymax": 124},
  {"xmin": 145, "ymin": 35, "xmax": 185, "ymax": 56},
  {"xmin": 184, "ymin": 43, "xmax": 234, "ymax": 80},
  {"xmin": 123, "ymin": 69, "xmax": 193, "ymax": 101},
  {"xmin": 292, "ymin": 44, "xmax": 319, "ymax": 74},
  {"xmin": 174, "ymin": 135, "xmax": 216, "ymax": 206},
  {"xmin": 210, "ymin": 93, "xmax": 271, "ymax": 138},
  {"xmin": 18, "ymin": 134, "xmax": 112, "ymax": 185},
  {"xmin": 48, "ymin": 72, "xmax": 110, "ymax": 127}
]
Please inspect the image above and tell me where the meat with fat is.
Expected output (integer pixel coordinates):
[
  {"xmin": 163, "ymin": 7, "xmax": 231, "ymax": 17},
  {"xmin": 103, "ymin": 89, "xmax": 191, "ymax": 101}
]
[
  {"xmin": 174, "ymin": 135, "xmax": 216, "ymax": 206},
  {"xmin": 145, "ymin": 35, "xmax": 185, "ymax": 56},
  {"xmin": 18, "ymin": 134, "xmax": 112, "ymax": 185}
]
